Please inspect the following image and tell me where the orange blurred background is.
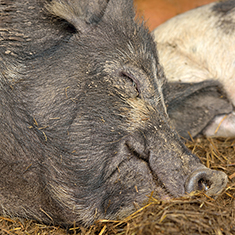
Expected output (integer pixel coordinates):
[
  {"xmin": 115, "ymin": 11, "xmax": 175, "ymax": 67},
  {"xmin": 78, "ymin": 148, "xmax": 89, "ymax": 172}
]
[{"xmin": 134, "ymin": 0, "xmax": 217, "ymax": 30}]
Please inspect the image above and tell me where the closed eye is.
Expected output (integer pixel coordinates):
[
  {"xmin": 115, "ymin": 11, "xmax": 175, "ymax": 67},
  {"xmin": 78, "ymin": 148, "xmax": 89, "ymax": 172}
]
[{"xmin": 120, "ymin": 71, "xmax": 141, "ymax": 97}]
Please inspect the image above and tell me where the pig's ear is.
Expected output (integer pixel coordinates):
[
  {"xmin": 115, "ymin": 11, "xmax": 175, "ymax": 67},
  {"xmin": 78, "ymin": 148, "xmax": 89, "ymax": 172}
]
[
  {"xmin": 102, "ymin": 0, "xmax": 135, "ymax": 23},
  {"xmin": 46, "ymin": 0, "xmax": 109, "ymax": 33},
  {"xmin": 163, "ymin": 81, "xmax": 233, "ymax": 139}
]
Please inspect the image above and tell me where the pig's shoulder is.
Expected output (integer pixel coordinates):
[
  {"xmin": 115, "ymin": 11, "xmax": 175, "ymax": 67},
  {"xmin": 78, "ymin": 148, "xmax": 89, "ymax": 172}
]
[{"xmin": 212, "ymin": 0, "xmax": 235, "ymax": 15}]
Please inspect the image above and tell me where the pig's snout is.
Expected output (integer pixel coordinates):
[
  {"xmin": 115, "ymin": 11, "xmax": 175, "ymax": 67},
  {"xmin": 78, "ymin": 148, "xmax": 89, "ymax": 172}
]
[
  {"xmin": 185, "ymin": 168, "xmax": 228, "ymax": 196},
  {"xmin": 126, "ymin": 132, "xmax": 228, "ymax": 198}
]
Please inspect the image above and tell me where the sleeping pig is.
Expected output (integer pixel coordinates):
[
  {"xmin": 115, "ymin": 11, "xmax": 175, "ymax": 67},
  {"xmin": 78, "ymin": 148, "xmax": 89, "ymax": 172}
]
[{"xmin": 0, "ymin": 0, "xmax": 227, "ymax": 226}]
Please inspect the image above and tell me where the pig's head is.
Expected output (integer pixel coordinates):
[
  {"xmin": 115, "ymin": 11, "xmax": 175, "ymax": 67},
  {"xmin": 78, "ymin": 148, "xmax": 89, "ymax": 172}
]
[
  {"xmin": 35, "ymin": 0, "xmax": 227, "ymax": 225},
  {"xmin": 1, "ymin": 0, "xmax": 227, "ymax": 226}
]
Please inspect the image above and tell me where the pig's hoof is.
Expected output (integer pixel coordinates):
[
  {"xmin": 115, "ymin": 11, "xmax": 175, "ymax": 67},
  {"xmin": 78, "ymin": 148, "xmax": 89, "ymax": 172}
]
[
  {"xmin": 203, "ymin": 112, "xmax": 235, "ymax": 137},
  {"xmin": 185, "ymin": 168, "xmax": 228, "ymax": 197}
]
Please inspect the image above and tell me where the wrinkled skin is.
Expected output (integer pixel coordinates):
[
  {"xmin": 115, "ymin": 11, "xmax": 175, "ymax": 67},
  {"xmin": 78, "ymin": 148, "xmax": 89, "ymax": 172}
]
[
  {"xmin": 153, "ymin": 0, "xmax": 235, "ymax": 138},
  {"xmin": 0, "ymin": 0, "xmax": 227, "ymax": 226}
]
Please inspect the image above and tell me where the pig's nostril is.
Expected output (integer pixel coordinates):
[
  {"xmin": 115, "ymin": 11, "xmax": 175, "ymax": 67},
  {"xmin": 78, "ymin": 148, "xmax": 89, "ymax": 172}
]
[
  {"xmin": 197, "ymin": 178, "xmax": 210, "ymax": 191},
  {"xmin": 185, "ymin": 168, "xmax": 227, "ymax": 196},
  {"xmin": 185, "ymin": 169, "xmax": 211, "ymax": 193}
]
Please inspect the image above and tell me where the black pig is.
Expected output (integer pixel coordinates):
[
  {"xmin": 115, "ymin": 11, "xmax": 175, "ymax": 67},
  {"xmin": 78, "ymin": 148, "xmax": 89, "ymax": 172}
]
[{"xmin": 0, "ymin": 0, "xmax": 227, "ymax": 226}]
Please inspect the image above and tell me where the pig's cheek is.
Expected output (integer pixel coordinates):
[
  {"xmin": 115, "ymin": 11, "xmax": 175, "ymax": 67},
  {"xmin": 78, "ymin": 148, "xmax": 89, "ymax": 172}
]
[
  {"xmin": 101, "ymin": 157, "xmax": 158, "ymax": 217},
  {"xmin": 107, "ymin": 156, "xmax": 157, "ymax": 195},
  {"xmin": 203, "ymin": 112, "xmax": 235, "ymax": 137}
]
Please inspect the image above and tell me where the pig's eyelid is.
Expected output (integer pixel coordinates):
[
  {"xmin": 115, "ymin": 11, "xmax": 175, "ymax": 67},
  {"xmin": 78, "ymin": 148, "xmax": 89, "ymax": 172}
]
[{"xmin": 120, "ymin": 71, "xmax": 141, "ymax": 96}]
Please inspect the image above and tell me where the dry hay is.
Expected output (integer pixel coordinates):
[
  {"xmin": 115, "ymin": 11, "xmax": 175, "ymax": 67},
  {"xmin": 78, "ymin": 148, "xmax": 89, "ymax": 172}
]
[{"xmin": 0, "ymin": 137, "xmax": 234, "ymax": 235}]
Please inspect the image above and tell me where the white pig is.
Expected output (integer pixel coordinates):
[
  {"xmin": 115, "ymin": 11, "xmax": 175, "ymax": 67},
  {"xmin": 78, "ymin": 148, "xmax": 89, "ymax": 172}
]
[{"xmin": 153, "ymin": 0, "xmax": 235, "ymax": 137}]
